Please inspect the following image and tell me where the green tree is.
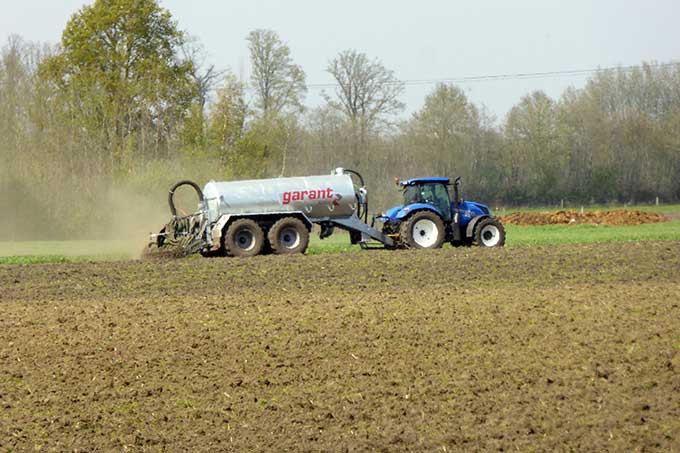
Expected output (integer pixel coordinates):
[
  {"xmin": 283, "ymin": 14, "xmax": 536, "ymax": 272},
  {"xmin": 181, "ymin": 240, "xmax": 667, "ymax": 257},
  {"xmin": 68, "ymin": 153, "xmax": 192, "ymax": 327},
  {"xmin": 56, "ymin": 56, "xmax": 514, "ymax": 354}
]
[
  {"xmin": 39, "ymin": 0, "xmax": 196, "ymax": 174},
  {"xmin": 399, "ymin": 84, "xmax": 502, "ymax": 201},
  {"xmin": 232, "ymin": 115, "xmax": 299, "ymax": 178},
  {"xmin": 407, "ymin": 84, "xmax": 479, "ymax": 175},
  {"xmin": 557, "ymin": 86, "xmax": 616, "ymax": 202},
  {"xmin": 505, "ymin": 91, "xmax": 563, "ymax": 202},
  {"xmin": 207, "ymin": 74, "xmax": 248, "ymax": 159}
]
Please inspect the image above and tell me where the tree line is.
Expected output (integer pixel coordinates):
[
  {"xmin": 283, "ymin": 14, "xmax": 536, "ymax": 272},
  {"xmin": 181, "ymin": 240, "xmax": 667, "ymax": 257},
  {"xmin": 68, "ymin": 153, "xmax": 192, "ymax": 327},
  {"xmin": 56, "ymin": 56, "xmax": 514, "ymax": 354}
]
[{"xmin": 1, "ymin": 0, "xmax": 679, "ymax": 239}]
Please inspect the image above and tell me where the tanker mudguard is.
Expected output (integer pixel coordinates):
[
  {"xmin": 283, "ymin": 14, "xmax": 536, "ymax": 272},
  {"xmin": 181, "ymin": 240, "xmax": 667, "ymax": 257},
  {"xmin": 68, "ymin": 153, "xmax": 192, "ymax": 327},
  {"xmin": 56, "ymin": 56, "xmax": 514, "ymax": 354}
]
[{"xmin": 209, "ymin": 214, "xmax": 231, "ymax": 251}]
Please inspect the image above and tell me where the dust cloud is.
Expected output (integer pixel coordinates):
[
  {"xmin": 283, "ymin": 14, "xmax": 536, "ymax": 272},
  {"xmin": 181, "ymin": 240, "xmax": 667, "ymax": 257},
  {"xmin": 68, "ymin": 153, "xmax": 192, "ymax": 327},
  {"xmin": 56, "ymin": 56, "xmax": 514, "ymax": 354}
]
[{"xmin": 0, "ymin": 176, "xmax": 187, "ymax": 259}]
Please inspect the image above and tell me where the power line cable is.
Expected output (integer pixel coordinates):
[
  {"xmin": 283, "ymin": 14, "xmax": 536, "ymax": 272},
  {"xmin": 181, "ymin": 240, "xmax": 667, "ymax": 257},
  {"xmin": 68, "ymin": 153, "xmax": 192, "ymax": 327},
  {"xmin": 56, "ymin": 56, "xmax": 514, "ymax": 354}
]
[{"xmin": 306, "ymin": 62, "xmax": 679, "ymax": 89}]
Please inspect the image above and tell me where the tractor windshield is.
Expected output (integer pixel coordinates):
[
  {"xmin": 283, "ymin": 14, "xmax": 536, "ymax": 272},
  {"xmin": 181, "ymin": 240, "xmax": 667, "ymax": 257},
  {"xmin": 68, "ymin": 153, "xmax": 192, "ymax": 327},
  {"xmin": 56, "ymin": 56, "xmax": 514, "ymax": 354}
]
[
  {"xmin": 403, "ymin": 186, "xmax": 421, "ymax": 205},
  {"xmin": 403, "ymin": 183, "xmax": 451, "ymax": 220}
]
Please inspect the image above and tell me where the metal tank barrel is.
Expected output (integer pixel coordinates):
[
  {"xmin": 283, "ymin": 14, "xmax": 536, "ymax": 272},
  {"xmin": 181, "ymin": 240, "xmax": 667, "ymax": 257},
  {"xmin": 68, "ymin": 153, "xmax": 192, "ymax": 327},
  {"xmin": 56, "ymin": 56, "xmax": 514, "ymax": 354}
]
[{"xmin": 203, "ymin": 174, "xmax": 358, "ymax": 221}]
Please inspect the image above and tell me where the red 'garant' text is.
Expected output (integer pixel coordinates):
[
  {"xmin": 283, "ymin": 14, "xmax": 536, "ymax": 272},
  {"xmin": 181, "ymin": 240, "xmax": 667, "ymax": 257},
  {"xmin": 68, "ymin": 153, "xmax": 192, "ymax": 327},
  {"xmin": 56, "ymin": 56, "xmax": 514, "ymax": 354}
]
[{"xmin": 282, "ymin": 188, "xmax": 333, "ymax": 204}]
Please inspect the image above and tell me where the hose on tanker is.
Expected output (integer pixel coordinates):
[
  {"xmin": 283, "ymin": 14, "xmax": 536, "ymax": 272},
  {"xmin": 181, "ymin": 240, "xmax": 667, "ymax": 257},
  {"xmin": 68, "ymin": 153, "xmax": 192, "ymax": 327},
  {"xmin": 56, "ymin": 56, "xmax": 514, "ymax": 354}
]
[
  {"xmin": 168, "ymin": 180, "xmax": 205, "ymax": 217},
  {"xmin": 342, "ymin": 169, "xmax": 365, "ymax": 188},
  {"xmin": 343, "ymin": 169, "xmax": 368, "ymax": 224}
]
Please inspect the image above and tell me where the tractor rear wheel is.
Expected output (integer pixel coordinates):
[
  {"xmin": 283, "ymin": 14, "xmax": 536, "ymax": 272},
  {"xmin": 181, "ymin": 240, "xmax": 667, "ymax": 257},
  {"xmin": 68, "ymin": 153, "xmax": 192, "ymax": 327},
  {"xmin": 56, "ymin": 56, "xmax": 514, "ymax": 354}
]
[
  {"xmin": 399, "ymin": 211, "xmax": 446, "ymax": 249},
  {"xmin": 224, "ymin": 218, "xmax": 265, "ymax": 257},
  {"xmin": 268, "ymin": 217, "xmax": 309, "ymax": 254},
  {"xmin": 472, "ymin": 217, "xmax": 506, "ymax": 247}
]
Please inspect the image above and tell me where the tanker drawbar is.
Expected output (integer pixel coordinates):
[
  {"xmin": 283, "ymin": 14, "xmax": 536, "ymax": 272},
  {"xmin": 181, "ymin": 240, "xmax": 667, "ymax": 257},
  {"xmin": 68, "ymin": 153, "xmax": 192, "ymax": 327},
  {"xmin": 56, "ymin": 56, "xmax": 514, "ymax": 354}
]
[{"xmin": 143, "ymin": 168, "xmax": 394, "ymax": 259}]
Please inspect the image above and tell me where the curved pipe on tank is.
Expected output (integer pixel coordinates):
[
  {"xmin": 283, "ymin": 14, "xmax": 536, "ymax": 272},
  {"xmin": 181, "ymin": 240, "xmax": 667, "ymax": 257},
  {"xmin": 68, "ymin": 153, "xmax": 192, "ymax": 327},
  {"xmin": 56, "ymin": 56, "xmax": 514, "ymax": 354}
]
[
  {"xmin": 342, "ymin": 169, "xmax": 368, "ymax": 223},
  {"xmin": 168, "ymin": 180, "xmax": 205, "ymax": 217},
  {"xmin": 342, "ymin": 169, "xmax": 365, "ymax": 188}
]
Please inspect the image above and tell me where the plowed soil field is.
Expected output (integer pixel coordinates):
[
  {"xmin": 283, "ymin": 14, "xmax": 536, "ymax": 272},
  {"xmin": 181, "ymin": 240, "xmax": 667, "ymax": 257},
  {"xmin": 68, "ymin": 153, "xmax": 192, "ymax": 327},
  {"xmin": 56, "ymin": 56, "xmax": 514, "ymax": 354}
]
[
  {"xmin": 499, "ymin": 209, "xmax": 667, "ymax": 226},
  {"xmin": 2, "ymin": 242, "xmax": 680, "ymax": 451}
]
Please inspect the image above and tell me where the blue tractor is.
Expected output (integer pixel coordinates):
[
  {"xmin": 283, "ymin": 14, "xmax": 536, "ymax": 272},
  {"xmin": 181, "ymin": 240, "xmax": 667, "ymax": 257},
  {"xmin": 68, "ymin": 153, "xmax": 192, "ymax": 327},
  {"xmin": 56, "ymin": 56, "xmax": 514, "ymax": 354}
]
[{"xmin": 377, "ymin": 177, "xmax": 505, "ymax": 249}]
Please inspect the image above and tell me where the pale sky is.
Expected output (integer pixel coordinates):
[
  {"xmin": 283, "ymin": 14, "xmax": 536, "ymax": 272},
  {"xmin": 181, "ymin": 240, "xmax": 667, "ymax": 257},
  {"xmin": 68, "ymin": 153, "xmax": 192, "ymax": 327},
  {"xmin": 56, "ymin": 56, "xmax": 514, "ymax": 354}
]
[{"xmin": 1, "ymin": 0, "xmax": 678, "ymax": 121}]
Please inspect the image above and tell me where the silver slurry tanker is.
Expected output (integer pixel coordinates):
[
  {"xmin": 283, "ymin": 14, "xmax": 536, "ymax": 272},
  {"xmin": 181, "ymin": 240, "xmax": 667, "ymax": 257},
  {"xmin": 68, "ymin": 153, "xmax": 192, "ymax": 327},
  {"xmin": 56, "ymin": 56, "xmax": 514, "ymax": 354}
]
[
  {"xmin": 147, "ymin": 168, "xmax": 394, "ymax": 258},
  {"xmin": 203, "ymin": 173, "xmax": 357, "ymax": 221}
]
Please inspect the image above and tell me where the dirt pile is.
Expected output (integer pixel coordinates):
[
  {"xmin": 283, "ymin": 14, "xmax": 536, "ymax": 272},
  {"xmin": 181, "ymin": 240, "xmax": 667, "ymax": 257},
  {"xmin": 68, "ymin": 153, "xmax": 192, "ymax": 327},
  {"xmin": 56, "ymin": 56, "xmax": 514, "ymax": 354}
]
[{"xmin": 499, "ymin": 209, "xmax": 667, "ymax": 226}]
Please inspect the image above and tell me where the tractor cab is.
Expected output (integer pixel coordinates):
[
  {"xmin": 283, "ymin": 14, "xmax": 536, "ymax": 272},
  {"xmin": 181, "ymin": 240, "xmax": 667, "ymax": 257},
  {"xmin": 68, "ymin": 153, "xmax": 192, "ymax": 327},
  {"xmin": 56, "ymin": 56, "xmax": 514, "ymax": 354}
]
[
  {"xmin": 399, "ymin": 177, "xmax": 453, "ymax": 220},
  {"xmin": 393, "ymin": 176, "xmax": 492, "ymax": 225}
]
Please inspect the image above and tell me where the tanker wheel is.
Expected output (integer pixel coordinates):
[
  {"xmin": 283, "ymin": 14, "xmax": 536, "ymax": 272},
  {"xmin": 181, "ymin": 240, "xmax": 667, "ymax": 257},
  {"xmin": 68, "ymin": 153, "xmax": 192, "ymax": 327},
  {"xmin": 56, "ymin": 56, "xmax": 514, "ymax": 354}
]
[
  {"xmin": 268, "ymin": 217, "xmax": 309, "ymax": 254},
  {"xmin": 224, "ymin": 219, "xmax": 265, "ymax": 257},
  {"xmin": 472, "ymin": 218, "xmax": 506, "ymax": 247},
  {"xmin": 399, "ymin": 211, "xmax": 445, "ymax": 249}
]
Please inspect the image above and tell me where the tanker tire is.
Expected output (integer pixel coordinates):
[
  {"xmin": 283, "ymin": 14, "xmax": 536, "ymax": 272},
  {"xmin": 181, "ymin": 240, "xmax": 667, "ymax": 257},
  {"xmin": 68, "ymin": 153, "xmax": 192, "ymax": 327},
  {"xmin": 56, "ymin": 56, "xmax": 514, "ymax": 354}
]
[
  {"xmin": 268, "ymin": 217, "xmax": 309, "ymax": 255},
  {"xmin": 399, "ymin": 211, "xmax": 446, "ymax": 249},
  {"xmin": 224, "ymin": 219, "xmax": 265, "ymax": 257},
  {"xmin": 472, "ymin": 217, "xmax": 506, "ymax": 247}
]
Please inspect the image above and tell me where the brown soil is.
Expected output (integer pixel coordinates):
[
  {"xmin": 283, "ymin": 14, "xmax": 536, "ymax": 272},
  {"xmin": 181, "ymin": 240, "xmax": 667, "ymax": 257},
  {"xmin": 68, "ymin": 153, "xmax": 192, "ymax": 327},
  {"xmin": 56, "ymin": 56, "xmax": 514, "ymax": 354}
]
[
  {"xmin": 499, "ymin": 209, "xmax": 668, "ymax": 226},
  {"xmin": 1, "ymin": 242, "xmax": 680, "ymax": 451}
]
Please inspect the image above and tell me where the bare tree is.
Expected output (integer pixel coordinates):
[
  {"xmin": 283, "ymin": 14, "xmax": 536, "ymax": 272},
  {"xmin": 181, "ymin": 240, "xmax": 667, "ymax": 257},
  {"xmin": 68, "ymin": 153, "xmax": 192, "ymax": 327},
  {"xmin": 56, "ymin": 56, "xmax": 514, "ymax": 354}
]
[
  {"xmin": 324, "ymin": 49, "xmax": 404, "ymax": 152},
  {"xmin": 181, "ymin": 37, "xmax": 225, "ymax": 111},
  {"xmin": 246, "ymin": 29, "xmax": 306, "ymax": 117}
]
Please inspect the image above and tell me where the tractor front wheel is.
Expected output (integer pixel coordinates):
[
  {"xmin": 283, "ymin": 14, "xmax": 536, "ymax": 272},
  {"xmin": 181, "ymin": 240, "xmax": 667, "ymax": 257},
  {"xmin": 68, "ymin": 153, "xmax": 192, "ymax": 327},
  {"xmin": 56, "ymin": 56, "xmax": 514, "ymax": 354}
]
[
  {"xmin": 399, "ymin": 211, "xmax": 446, "ymax": 249},
  {"xmin": 472, "ymin": 218, "xmax": 506, "ymax": 247}
]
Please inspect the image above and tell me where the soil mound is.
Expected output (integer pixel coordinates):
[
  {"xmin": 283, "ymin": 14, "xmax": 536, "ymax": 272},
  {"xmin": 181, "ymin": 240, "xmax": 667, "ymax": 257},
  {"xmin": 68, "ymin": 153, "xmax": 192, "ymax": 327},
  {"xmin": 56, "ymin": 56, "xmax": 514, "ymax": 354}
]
[{"xmin": 499, "ymin": 209, "xmax": 667, "ymax": 226}]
